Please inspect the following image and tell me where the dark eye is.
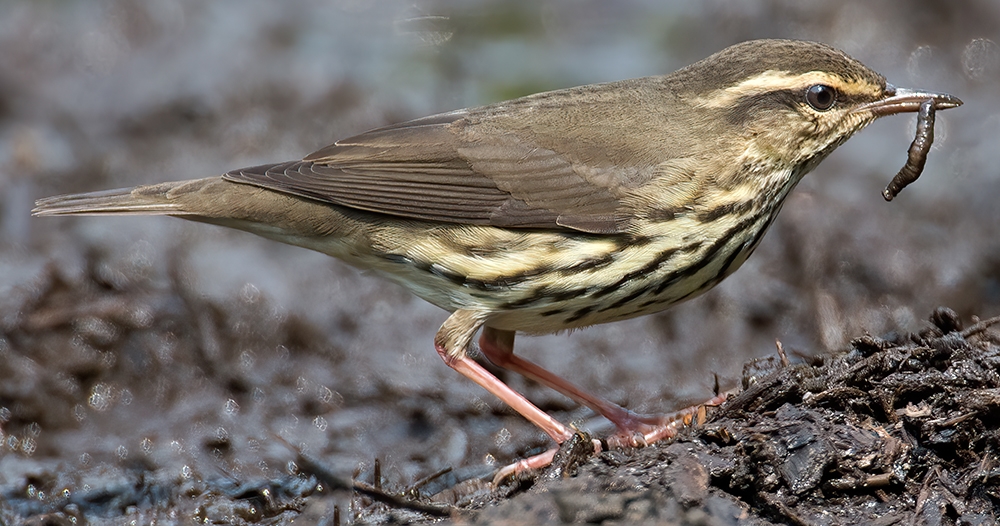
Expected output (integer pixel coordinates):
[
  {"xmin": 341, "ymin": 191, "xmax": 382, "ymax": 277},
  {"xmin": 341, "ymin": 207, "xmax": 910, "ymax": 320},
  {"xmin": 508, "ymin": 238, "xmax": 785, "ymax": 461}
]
[{"xmin": 805, "ymin": 84, "xmax": 836, "ymax": 111}]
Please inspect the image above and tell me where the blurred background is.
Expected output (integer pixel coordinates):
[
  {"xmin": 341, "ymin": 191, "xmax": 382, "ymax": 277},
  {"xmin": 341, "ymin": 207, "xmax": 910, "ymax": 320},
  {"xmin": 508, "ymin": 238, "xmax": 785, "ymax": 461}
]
[{"xmin": 1, "ymin": 0, "xmax": 998, "ymax": 521}]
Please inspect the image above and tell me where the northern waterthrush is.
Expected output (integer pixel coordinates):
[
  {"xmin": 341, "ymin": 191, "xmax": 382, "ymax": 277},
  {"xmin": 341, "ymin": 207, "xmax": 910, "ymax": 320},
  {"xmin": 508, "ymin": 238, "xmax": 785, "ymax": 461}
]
[{"xmin": 34, "ymin": 39, "xmax": 961, "ymax": 477}]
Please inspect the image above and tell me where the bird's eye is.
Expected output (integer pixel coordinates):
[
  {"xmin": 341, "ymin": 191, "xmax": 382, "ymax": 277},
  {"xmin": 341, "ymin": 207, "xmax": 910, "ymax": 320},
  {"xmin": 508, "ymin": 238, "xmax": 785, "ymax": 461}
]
[{"xmin": 805, "ymin": 84, "xmax": 836, "ymax": 111}]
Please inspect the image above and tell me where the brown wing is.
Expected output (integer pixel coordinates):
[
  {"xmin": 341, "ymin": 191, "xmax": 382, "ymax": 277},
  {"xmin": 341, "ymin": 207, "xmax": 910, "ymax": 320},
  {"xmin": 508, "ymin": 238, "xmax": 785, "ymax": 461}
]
[{"xmin": 223, "ymin": 82, "xmax": 683, "ymax": 234}]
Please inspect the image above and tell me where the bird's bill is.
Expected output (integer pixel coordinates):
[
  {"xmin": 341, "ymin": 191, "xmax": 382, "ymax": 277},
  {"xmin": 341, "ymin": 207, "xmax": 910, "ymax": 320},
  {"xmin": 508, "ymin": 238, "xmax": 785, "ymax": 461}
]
[{"xmin": 854, "ymin": 84, "xmax": 963, "ymax": 116}]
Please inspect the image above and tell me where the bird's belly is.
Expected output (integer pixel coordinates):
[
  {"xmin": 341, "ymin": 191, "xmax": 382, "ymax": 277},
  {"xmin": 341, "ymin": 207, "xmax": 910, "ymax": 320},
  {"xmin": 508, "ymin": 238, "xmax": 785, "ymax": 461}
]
[
  {"xmin": 369, "ymin": 211, "xmax": 777, "ymax": 334},
  {"xmin": 485, "ymin": 227, "xmax": 765, "ymax": 333}
]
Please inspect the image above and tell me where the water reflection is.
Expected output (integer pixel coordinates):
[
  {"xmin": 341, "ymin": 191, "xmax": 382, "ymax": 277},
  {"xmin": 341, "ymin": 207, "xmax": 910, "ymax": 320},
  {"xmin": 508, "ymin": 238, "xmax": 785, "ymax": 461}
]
[{"xmin": 962, "ymin": 38, "xmax": 1000, "ymax": 80}]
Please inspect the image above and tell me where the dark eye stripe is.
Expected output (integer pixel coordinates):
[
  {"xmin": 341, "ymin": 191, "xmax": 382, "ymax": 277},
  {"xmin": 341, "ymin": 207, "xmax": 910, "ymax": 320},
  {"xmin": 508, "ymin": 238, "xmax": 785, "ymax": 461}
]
[{"xmin": 725, "ymin": 89, "xmax": 801, "ymax": 125}]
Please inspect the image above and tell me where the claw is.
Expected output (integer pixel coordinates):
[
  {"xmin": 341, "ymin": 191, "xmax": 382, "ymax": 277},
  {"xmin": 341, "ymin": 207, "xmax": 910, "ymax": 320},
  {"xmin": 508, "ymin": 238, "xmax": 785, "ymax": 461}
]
[{"xmin": 491, "ymin": 391, "xmax": 734, "ymax": 485}]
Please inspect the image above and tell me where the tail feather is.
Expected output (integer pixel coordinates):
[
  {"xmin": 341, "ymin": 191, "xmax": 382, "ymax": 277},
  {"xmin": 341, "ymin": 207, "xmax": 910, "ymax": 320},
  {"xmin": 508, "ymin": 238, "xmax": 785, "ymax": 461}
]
[
  {"xmin": 33, "ymin": 183, "xmax": 194, "ymax": 217},
  {"xmin": 34, "ymin": 177, "xmax": 359, "ymax": 256}
]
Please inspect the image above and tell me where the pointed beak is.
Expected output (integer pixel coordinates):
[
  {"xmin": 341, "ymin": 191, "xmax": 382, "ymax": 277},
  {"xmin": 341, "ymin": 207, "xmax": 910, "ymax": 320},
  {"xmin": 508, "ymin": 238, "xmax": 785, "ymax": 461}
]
[{"xmin": 854, "ymin": 84, "xmax": 963, "ymax": 116}]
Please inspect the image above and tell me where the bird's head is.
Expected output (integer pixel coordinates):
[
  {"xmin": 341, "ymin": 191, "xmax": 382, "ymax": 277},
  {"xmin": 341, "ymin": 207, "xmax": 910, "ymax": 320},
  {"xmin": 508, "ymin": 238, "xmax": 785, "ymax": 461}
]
[{"xmin": 680, "ymin": 39, "xmax": 961, "ymax": 184}]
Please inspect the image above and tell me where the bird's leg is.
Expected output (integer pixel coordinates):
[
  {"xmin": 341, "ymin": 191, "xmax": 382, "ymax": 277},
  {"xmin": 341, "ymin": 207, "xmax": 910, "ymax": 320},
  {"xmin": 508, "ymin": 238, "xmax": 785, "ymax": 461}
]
[
  {"xmin": 478, "ymin": 327, "xmax": 642, "ymax": 436},
  {"xmin": 478, "ymin": 327, "xmax": 729, "ymax": 449},
  {"xmin": 435, "ymin": 311, "xmax": 573, "ymax": 444}
]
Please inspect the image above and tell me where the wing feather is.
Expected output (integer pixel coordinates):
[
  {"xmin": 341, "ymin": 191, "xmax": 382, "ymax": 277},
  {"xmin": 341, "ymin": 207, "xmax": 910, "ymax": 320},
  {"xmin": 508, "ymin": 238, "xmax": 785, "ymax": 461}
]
[{"xmin": 223, "ymin": 80, "xmax": 697, "ymax": 233}]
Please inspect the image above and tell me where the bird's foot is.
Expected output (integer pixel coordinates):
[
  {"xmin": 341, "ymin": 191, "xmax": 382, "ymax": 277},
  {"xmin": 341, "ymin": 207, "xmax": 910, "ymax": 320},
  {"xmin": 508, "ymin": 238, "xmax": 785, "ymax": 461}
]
[
  {"xmin": 492, "ymin": 433, "xmax": 602, "ymax": 485},
  {"xmin": 492, "ymin": 446, "xmax": 559, "ymax": 485},
  {"xmin": 604, "ymin": 391, "xmax": 732, "ymax": 449},
  {"xmin": 492, "ymin": 391, "xmax": 732, "ymax": 485}
]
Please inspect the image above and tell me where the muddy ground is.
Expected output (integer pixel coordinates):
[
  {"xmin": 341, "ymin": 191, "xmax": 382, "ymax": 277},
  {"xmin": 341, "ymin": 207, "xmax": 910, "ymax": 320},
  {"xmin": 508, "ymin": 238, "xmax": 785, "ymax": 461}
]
[{"xmin": 1, "ymin": 1, "xmax": 999, "ymax": 524}]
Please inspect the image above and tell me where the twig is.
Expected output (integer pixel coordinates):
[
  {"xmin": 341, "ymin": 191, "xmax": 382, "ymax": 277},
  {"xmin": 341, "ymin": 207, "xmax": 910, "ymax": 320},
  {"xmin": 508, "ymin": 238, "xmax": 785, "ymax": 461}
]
[
  {"xmin": 405, "ymin": 466, "xmax": 453, "ymax": 494},
  {"xmin": 776, "ymin": 340, "xmax": 790, "ymax": 367},
  {"xmin": 296, "ymin": 451, "xmax": 455, "ymax": 518},
  {"xmin": 961, "ymin": 314, "xmax": 1000, "ymax": 339}
]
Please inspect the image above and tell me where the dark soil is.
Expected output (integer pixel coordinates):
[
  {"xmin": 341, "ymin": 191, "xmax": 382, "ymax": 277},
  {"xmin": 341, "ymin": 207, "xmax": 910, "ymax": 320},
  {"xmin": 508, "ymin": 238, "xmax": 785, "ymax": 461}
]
[
  {"xmin": 454, "ymin": 308, "xmax": 1000, "ymax": 525},
  {"xmin": 5, "ymin": 295, "xmax": 999, "ymax": 524}
]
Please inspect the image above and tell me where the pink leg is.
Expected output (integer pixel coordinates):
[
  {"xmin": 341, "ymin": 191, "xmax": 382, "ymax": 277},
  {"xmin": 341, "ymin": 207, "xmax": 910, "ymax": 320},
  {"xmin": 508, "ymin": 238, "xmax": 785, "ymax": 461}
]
[
  {"xmin": 492, "ymin": 447, "xmax": 558, "ymax": 484},
  {"xmin": 479, "ymin": 327, "xmax": 729, "ymax": 448},
  {"xmin": 435, "ymin": 341, "xmax": 573, "ymax": 444}
]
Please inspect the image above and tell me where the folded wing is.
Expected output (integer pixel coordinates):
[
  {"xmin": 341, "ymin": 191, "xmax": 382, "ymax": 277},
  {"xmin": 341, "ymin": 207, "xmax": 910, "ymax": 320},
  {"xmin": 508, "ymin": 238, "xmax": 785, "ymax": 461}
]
[{"xmin": 223, "ymin": 108, "xmax": 637, "ymax": 233}]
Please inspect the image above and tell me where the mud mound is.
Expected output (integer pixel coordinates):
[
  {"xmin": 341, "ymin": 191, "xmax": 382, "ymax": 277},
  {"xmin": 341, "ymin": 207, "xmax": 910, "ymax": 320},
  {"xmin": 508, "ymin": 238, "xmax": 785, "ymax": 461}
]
[
  {"xmin": 452, "ymin": 308, "xmax": 999, "ymax": 525},
  {"xmin": 15, "ymin": 304, "xmax": 977, "ymax": 525}
]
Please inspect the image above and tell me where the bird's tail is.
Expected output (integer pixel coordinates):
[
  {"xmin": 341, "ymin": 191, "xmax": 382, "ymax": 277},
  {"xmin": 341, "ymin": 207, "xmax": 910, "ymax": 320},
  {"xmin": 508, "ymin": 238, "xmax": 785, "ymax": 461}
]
[
  {"xmin": 32, "ymin": 179, "xmax": 211, "ymax": 217},
  {"xmin": 33, "ymin": 177, "xmax": 355, "ymax": 251}
]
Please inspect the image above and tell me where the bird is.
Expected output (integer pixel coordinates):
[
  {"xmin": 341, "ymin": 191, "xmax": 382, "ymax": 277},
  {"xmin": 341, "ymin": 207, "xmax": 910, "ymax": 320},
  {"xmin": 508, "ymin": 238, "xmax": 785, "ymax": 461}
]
[{"xmin": 33, "ymin": 39, "xmax": 961, "ymax": 479}]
